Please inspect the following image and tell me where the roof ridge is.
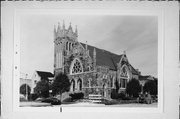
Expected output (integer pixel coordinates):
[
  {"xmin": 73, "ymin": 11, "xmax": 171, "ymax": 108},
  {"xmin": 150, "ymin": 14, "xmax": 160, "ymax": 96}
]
[{"xmin": 80, "ymin": 42, "xmax": 123, "ymax": 57}]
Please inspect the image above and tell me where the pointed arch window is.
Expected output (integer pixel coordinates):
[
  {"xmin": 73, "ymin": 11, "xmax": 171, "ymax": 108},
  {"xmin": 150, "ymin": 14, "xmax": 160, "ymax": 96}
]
[
  {"xmin": 110, "ymin": 76, "xmax": 114, "ymax": 88},
  {"xmin": 77, "ymin": 78, "xmax": 82, "ymax": 91},
  {"xmin": 71, "ymin": 59, "xmax": 83, "ymax": 74},
  {"xmin": 120, "ymin": 65, "xmax": 129, "ymax": 88},
  {"xmin": 66, "ymin": 42, "xmax": 68, "ymax": 50},
  {"xmin": 70, "ymin": 79, "xmax": 75, "ymax": 91},
  {"xmin": 69, "ymin": 43, "xmax": 71, "ymax": 51},
  {"xmin": 88, "ymin": 78, "xmax": 92, "ymax": 87},
  {"xmin": 120, "ymin": 65, "xmax": 129, "ymax": 78}
]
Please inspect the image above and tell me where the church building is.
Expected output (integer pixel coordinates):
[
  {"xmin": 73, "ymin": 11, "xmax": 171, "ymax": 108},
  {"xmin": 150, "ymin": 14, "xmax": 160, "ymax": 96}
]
[{"xmin": 53, "ymin": 22, "xmax": 140, "ymax": 99}]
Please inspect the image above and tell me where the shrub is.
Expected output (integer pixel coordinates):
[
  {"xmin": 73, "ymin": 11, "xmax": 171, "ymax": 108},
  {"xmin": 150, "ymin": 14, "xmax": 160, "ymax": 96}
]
[
  {"xmin": 28, "ymin": 93, "xmax": 38, "ymax": 101},
  {"xmin": 51, "ymin": 73, "xmax": 71, "ymax": 101},
  {"xmin": 111, "ymin": 90, "xmax": 126, "ymax": 99},
  {"xmin": 144, "ymin": 80, "xmax": 157, "ymax": 95},
  {"xmin": 34, "ymin": 79, "xmax": 49, "ymax": 98},
  {"xmin": 126, "ymin": 79, "xmax": 141, "ymax": 98},
  {"xmin": 111, "ymin": 89, "xmax": 119, "ymax": 99},
  {"xmin": 103, "ymin": 99, "xmax": 119, "ymax": 105},
  {"xmin": 69, "ymin": 92, "xmax": 84, "ymax": 100},
  {"xmin": 121, "ymin": 96, "xmax": 132, "ymax": 100},
  {"xmin": 118, "ymin": 93, "xmax": 125, "ymax": 99}
]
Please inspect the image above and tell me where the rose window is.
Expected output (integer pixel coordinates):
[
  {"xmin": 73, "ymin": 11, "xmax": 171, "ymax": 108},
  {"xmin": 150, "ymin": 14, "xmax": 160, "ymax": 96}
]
[{"xmin": 72, "ymin": 59, "xmax": 83, "ymax": 74}]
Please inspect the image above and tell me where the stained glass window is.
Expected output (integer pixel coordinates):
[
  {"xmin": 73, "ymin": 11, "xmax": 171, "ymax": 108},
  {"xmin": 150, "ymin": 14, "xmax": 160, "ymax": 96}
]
[
  {"xmin": 121, "ymin": 65, "xmax": 128, "ymax": 77},
  {"xmin": 72, "ymin": 59, "xmax": 83, "ymax": 74}
]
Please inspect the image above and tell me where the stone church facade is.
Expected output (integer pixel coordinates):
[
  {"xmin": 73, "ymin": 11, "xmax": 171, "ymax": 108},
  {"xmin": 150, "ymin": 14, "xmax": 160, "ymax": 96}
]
[{"xmin": 53, "ymin": 22, "xmax": 140, "ymax": 99}]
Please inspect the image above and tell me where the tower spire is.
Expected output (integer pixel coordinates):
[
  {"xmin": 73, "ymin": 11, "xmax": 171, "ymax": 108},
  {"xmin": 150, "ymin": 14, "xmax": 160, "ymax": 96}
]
[
  {"xmin": 123, "ymin": 50, "xmax": 126, "ymax": 55},
  {"xmin": 63, "ymin": 20, "xmax": 65, "ymax": 29},
  {"xmin": 85, "ymin": 41, "xmax": 88, "ymax": 50},
  {"xmin": 68, "ymin": 22, "xmax": 72, "ymax": 31},
  {"xmin": 93, "ymin": 48, "xmax": 96, "ymax": 70},
  {"xmin": 54, "ymin": 25, "xmax": 56, "ymax": 33},
  {"xmin": 75, "ymin": 25, "xmax": 78, "ymax": 36},
  {"xmin": 57, "ymin": 22, "xmax": 61, "ymax": 32},
  {"xmin": 54, "ymin": 25, "xmax": 57, "ymax": 39}
]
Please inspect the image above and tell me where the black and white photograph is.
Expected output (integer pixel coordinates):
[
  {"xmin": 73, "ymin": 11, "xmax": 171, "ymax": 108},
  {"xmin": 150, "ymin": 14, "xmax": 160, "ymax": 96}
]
[
  {"xmin": 19, "ymin": 14, "xmax": 158, "ymax": 108},
  {"xmin": 1, "ymin": 1, "xmax": 179, "ymax": 119}
]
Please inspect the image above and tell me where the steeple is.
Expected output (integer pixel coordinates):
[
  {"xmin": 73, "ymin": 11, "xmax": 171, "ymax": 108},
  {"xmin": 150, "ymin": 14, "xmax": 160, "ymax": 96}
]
[
  {"xmin": 54, "ymin": 25, "xmax": 57, "ymax": 39},
  {"xmin": 123, "ymin": 50, "xmax": 126, "ymax": 54},
  {"xmin": 57, "ymin": 22, "xmax": 61, "ymax": 33},
  {"xmin": 85, "ymin": 41, "xmax": 88, "ymax": 50},
  {"xmin": 54, "ymin": 25, "xmax": 56, "ymax": 33},
  {"xmin": 93, "ymin": 48, "xmax": 96, "ymax": 70},
  {"xmin": 63, "ymin": 20, "xmax": 65, "ymax": 29},
  {"xmin": 75, "ymin": 25, "xmax": 78, "ymax": 36},
  {"xmin": 68, "ymin": 22, "xmax": 73, "ymax": 31}
]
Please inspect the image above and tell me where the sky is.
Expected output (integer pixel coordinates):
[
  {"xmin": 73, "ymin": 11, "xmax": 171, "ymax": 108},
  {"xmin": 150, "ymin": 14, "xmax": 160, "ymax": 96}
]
[{"xmin": 20, "ymin": 14, "xmax": 158, "ymax": 79}]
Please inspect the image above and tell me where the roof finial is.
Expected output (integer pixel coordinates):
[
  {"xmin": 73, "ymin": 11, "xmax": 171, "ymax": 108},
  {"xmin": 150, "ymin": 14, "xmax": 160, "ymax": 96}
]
[
  {"xmin": 123, "ymin": 50, "xmax": 126, "ymax": 54},
  {"xmin": 75, "ymin": 25, "xmax": 78, "ymax": 36},
  {"xmin": 63, "ymin": 20, "xmax": 65, "ymax": 29},
  {"xmin": 68, "ymin": 22, "xmax": 72, "ymax": 31},
  {"xmin": 85, "ymin": 41, "xmax": 88, "ymax": 50},
  {"xmin": 57, "ymin": 22, "xmax": 61, "ymax": 31},
  {"xmin": 54, "ymin": 25, "xmax": 56, "ymax": 32}
]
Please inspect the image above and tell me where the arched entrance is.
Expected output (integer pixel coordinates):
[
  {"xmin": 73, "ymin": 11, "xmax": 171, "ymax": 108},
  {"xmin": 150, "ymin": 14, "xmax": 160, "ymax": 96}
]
[
  {"xmin": 70, "ymin": 79, "xmax": 75, "ymax": 92},
  {"xmin": 77, "ymin": 78, "xmax": 82, "ymax": 91}
]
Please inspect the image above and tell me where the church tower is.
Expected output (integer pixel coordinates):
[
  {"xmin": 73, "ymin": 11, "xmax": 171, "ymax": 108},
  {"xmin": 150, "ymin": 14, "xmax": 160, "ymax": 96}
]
[{"xmin": 54, "ymin": 21, "xmax": 78, "ymax": 76}]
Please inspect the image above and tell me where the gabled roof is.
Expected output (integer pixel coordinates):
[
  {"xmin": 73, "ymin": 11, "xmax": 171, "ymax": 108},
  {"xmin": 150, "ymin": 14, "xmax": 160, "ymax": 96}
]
[
  {"xmin": 36, "ymin": 71, "xmax": 54, "ymax": 78},
  {"xmin": 81, "ymin": 43, "xmax": 123, "ymax": 70},
  {"xmin": 129, "ymin": 64, "xmax": 140, "ymax": 75}
]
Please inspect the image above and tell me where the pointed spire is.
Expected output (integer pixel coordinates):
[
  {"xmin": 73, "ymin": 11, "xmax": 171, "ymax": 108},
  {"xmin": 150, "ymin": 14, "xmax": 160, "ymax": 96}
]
[
  {"xmin": 54, "ymin": 25, "xmax": 56, "ymax": 33},
  {"xmin": 93, "ymin": 48, "xmax": 96, "ymax": 56},
  {"xmin": 57, "ymin": 22, "xmax": 61, "ymax": 32},
  {"xmin": 93, "ymin": 48, "xmax": 96, "ymax": 70},
  {"xmin": 68, "ymin": 22, "xmax": 73, "ymax": 31},
  {"xmin": 123, "ymin": 50, "xmax": 126, "ymax": 54},
  {"xmin": 54, "ymin": 25, "xmax": 57, "ymax": 39},
  {"xmin": 85, "ymin": 41, "xmax": 88, "ymax": 50},
  {"xmin": 63, "ymin": 20, "xmax": 65, "ymax": 29},
  {"xmin": 75, "ymin": 25, "xmax": 78, "ymax": 36}
]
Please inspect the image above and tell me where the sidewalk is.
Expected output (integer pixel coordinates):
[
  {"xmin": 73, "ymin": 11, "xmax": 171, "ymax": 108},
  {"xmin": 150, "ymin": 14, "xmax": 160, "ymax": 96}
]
[
  {"xmin": 20, "ymin": 101, "xmax": 52, "ymax": 107},
  {"xmin": 20, "ymin": 101, "xmax": 157, "ymax": 107}
]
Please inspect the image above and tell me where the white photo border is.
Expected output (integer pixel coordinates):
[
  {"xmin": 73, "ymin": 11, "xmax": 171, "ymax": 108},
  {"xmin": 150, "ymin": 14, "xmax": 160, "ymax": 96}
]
[{"xmin": 1, "ymin": 1, "xmax": 179, "ymax": 119}]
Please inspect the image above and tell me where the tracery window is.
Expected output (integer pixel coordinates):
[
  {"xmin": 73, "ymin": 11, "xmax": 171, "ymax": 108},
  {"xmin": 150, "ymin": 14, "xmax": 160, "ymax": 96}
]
[
  {"xmin": 121, "ymin": 65, "xmax": 128, "ymax": 78},
  {"xmin": 71, "ymin": 59, "xmax": 83, "ymax": 74}
]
